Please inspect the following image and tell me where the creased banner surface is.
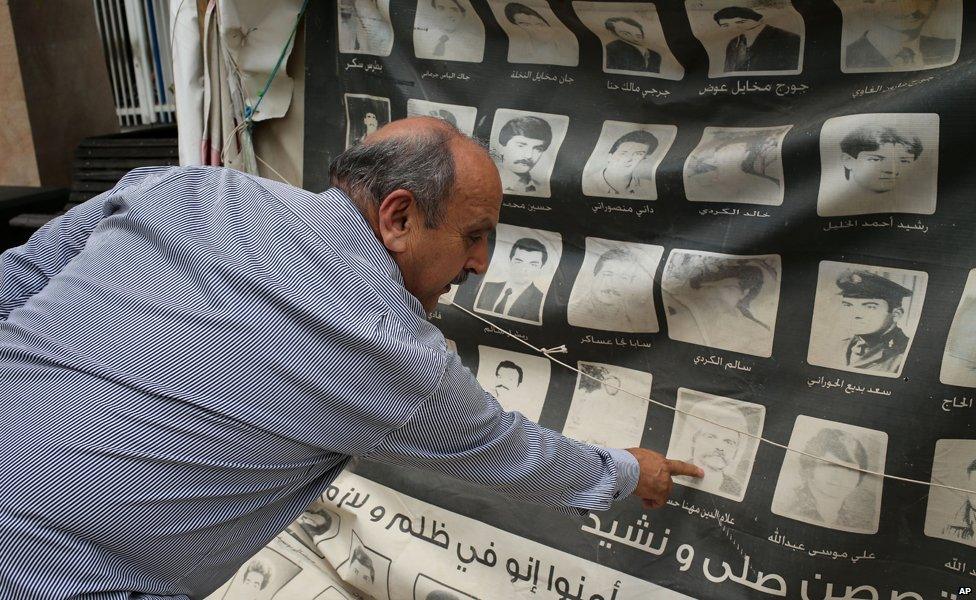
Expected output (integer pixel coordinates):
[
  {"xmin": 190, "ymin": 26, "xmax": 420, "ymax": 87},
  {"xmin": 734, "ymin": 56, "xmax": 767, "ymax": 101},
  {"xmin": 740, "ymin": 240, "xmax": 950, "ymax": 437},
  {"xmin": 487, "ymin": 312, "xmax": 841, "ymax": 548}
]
[{"xmin": 287, "ymin": 1, "xmax": 976, "ymax": 598}]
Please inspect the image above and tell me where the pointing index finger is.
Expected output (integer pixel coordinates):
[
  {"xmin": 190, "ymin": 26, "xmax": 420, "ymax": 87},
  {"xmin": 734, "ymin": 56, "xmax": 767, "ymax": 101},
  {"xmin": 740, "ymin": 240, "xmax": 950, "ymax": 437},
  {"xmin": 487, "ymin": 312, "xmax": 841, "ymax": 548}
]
[{"xmin": 666, "ymin": 459, "xmax": 705, "ymax": 479}]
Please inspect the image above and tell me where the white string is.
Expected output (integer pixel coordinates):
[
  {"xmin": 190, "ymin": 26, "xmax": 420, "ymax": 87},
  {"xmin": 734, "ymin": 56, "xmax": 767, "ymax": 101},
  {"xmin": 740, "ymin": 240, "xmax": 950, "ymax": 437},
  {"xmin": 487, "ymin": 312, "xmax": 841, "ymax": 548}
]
[
  {"xmin": 451, "ymin": 301, "xmax": 976, "ymax": 497},
  {"xmin": 255, "ymin": 153, "xmax": 296, "ymax": 186}
]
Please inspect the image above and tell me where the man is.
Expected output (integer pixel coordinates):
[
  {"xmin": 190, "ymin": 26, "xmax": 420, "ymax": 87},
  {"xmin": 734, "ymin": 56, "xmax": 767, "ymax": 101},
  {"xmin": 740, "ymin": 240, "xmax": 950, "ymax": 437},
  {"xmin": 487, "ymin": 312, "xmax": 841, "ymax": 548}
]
[
  {"xmin": 599, "ymin": 130, "xmax": 658, "ymax": 196},
  {"xmin": 840, "ymin": 125, "xmax": 923, "ymax": 195},
  {"xmin": 680, "ymin": 402, "xmax": 751, "ymax": 497},
  {"xmin": 241, "ymin": 561, "xmax": 271, "ymax": 591},
  {"xmin": 495, "ymin": 115, "xmax": 552, "ymax": 194},
  {"xmin": 338, "ymin": 0, "xmax": 393, "ymax": 55},
  {"xmin": 493, "ymin": 360, "xmax": 524, "ymax": 403},
  {"xmin": 429, "ymin": 108, "xmax": 459, "ymax": 129},
  {"xmin": 503, "ymin": 2, "xmax": 576, "ymax": 65},
  {"xmin": 836, "ymin": 270, "xmax": 913, "ymax": 373},
  {"xmin": 0, "ymin": 117, "xmax": 700, "ymax": 597},
  {"xmin": 943, "ymin": 458, "xmax": 976, "ymax": 542},
  {"xmin": 782, "ymin": 427, "xmax": 876, "ymax": 531},
  {"xmin": 603, "ymin": 16, "xmax": 661, "ymax": 73},
  {"xmin": 296, "ymin": 505, "xmax": 336, "ymax": 543},
  {"xmin": 475, "ymin": 237, "xmax": 547, "ymax": 322},
  {"xmin": 713, "ymin": 6, "xmax": 800, "ymax": 72},
  {"xmin": 569, "ymin": 247, "xmax": 653, "ymax": 332},
  {"xmin": 348, "ymin": 547, "xmax": 376, "ymax": 586},
  {"xmin": 415, "ymin": 0, "xmax": 482, "ymax": 62},
  {"xmin": 564, "ymin": 364, "xmax": 631, "ymax": 448},
  {"xmin": 845, "ymin": 0, "xmax": 955, "ymax": 69}
]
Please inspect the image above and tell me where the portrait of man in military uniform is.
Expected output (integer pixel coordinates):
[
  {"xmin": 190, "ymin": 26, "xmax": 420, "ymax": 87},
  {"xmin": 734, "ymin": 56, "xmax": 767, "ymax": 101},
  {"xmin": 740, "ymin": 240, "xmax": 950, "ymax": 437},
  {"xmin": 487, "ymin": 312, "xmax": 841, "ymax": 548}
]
[
  {"xmin": 838, "ymin": 270, "xmax": 912, "ymax": 373},
  {"xmin": 807, "ymin": 262, "xmax": 928, "ymax": 378}
]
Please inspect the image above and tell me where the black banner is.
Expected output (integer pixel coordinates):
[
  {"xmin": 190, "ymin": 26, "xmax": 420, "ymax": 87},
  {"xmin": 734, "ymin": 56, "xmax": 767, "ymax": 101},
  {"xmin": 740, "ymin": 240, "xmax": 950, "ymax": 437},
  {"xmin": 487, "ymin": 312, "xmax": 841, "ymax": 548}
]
[{"xmin": 304, "ymin": 1, "xmax": 976, "ymax": 597}]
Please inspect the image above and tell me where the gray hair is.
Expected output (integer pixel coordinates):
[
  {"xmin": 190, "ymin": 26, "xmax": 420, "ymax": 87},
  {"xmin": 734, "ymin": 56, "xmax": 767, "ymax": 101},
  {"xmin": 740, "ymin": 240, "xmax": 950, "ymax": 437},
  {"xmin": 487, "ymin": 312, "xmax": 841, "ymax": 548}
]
[{"xmin": 329, "ymin": 124, "xmax": 462, "ymax": 228}]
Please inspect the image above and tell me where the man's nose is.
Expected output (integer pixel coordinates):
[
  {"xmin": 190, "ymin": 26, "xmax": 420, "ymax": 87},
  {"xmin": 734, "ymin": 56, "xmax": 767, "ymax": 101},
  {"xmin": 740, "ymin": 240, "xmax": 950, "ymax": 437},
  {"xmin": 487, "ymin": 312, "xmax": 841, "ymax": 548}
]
[{"xmin": 468, "ymin": 243, "xmax": 490, "ymax": 275}]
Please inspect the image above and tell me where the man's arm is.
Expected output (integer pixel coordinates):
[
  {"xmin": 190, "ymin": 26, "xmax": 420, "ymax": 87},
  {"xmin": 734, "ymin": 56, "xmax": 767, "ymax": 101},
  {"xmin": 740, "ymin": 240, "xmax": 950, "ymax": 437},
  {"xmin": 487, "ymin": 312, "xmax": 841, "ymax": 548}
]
[
  {"xmin": 0, "ymin": 167, "xmax": 175, "ymax": 320},
  {"xmin": 364, "ymin": 350, "xmax": 701, "ymax": 513}
]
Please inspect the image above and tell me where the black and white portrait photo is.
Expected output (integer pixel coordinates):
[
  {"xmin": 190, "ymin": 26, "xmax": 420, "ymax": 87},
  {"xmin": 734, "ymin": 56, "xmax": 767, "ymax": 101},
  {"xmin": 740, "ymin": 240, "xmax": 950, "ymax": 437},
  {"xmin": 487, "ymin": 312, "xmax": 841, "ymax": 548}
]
[
  {"xmin": 562, "ymin": 361, "xmax": 652, "ymax": 449},
  {"xmin": 413, "ymin": 0, "xmax": 486, "ymax": 62},
  {"xmin": 567, "ymin": 238, "xmax": 664, "ymax": 333},
  {"xmin": 489, "ymin": 108, "xmax": 569, "ymax": 198},
  {"xmin": 685, "ymin": 0, "xmax": 804, "ymax": 77},
  {"xmin": 666, "ymin": 389, "xmax": 765, "ymax": 502},
  {"xmin": 221, "ymin": 548, "xmax": 302, "ymax": 600},
  {"xmin": 924, "ymin": 439, "xmax": 976, "ymax": 547},
  {"xmin": 476, "ymin": 345, "xmax": 551, "ymax": 421},
  {"xmin": 662, "ymin": 250, "xmax": 782, "ymax": 357},
  {"xmin": 581, "ymin": 121, "xmax": 677, "ymax": 201},
  {"xmin": 344, "ymin": 94, "xmax": 391, "ymax": 149},
  {"xmin": 488, "ymin": 0, "xmax": 579, "ymax": 66},
  {"xmin": 473, "ymin": 224, "xmax": 562, "ymax": 325},
  {"xmin": 337, "ymin": 531, "xmax": 392, "ymax": 600},
  {"xmin": 807, "ymin": 261, "xmax": 927, "ymax": 378},
  {"xmin": 337, "ymin": 0, "xmax": 394, "ymax": 57},
  {"xmin": 817, "ymin": 113, "xmax": 939, "ymax": 217},
  {"xmin": 683, "ymin": 125, "xmax": 792, "ymax": 206},
  {"xmin": 407, "ymin": 99, "xmax": 478, "ymax": 136},
  {"xmin": 289, "ymin": 501, "xmax": 340, "ymax": 555},
  {"xmin": 414, "ymin": 574, "xmax": 480, "ymax": 600},
  {"xmin": 835, "ymin": 0, "xmax": 962, "ymax": 73},
  {"xmin": 772, "ymin": 416, "xmax": 887, "ymax": 534},
  {"xmin": 572, "ymin": 2, "xmax": 684, "ymax": 80},
  {"xmin": 941, "ymin": 269, "xmax": 976, "ymax": 388}
]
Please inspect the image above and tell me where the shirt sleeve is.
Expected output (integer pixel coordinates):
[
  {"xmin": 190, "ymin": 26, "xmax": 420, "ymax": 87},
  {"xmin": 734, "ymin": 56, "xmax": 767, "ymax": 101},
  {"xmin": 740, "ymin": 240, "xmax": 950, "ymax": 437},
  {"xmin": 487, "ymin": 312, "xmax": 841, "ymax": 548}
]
[
  {"xmin": 0, "ymin": 166, "xmax": 177, "ymax": 321},
  {"xmin": 363, "ymin": 350, "xmax": 638, "ymax": 515}
]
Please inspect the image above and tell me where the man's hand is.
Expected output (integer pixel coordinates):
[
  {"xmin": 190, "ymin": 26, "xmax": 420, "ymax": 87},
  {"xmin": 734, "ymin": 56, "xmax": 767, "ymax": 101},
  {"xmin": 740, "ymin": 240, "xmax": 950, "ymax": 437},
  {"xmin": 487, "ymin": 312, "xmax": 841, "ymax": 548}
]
[{"xmin": 626, "ymin": 448, "xmax": 704, "ymax": 510}]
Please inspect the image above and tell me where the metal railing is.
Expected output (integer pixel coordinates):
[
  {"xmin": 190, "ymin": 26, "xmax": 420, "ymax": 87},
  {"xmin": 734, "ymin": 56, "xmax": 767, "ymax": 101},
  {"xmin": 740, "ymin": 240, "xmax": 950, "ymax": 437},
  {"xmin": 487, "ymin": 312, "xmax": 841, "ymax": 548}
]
[{"xmin": 92, "ymin": 0, "xmax": 176, "ymax": 128}]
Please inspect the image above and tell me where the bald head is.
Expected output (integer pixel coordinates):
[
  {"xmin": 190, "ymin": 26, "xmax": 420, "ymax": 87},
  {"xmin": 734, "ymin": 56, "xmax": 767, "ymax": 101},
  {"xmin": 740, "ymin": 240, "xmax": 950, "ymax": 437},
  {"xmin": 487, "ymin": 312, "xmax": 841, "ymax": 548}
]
[{"xmin": 330, "ymin": 116, "xmax": 497, "ymax": 228}]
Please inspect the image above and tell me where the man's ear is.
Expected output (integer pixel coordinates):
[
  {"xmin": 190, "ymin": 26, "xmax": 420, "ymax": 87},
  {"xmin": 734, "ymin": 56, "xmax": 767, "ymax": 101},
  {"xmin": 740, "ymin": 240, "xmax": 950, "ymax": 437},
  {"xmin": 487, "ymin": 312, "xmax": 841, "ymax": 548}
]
[
  {"xmin": 892, "ymin": 306, "xmax": 905, "ymax": 321},
  {"xmin": 376, "ymin": 189, "xmax": 417, "ymax": 253}
]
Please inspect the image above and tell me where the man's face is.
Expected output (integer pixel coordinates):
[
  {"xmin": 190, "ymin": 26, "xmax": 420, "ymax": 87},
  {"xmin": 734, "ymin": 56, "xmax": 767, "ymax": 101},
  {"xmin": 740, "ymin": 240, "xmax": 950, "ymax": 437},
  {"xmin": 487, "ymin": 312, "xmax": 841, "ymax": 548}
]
[
  {"xmin": 395, "ymin": 140, "xmax": 501, "ymax": 313},
  {"xmin": 840, "ymin": 297, "xmax": 896, "ymax": 336},
  {"xmin": 593, "ymin": 258, "xmax": 637, "ymax": 306},
  {"xmin": 243, "ymin": 571, "xmax": 266, "ymax": 590},
  {"xmin": 513, "ymin": 13, "xmax": 553, "ymax": 40},
  {"xmin": 495, "ymin": 366, "xmax": 521, "ymax": 395},
  {"xmin": 611, "ymin": 21, "xmax": 644, "ymax": 46},
  {"xmin": 695, "ymin": 275, "xmax": 746, "ymax": 309},
  {"xmin": 501, "ymin": 135, "xmax": 546, "ymax": 175},
  {"xmin": 509, "ymin": 247, "xmax": 545, "ymax": 286},
  {"xmin": 707, "ymin": 141, "xmax": 750, "ymax": 176},
  {"xmin": 606, "ymin": 141, "xmax": 651, "ymax": 177},
  {"xmin": 844, "ymin": 143, "xmax": 917, "ymax": 193},
  {"xmin": 810, "ymin": 452, "xmax": 861, "ymax": 500},
  {"xmin": 300, "ymin": 511, "xmax": 328, "ymax": 529},
  {"xmin": 351, "ymin": 561, "xmax": 373, "ymax": 584},
  {"xmin": 363, "ymin": 112, "xmax": 379, "ymax": 133},
  {"xmin": 691, "ymin": 421, "xmax": 740, "ymax": 473},
  {"xmin": 717, "ymin": 17, "xmax": 762, "ymax": 33},
  {"xmin": 872, "ymin": 0, "xmax": 937, "ymax": 33},
  {"xmin": 433, "ymin": 0, "xmax": 463, "ymax": 32}
]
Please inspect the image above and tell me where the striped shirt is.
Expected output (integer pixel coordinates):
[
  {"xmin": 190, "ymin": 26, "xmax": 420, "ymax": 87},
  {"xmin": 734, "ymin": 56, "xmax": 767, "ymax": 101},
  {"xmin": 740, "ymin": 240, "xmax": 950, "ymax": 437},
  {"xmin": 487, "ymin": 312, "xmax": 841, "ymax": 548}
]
[{"xmin": 0, "ymin": 166, "xmax": 638, "ymax": 599}]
